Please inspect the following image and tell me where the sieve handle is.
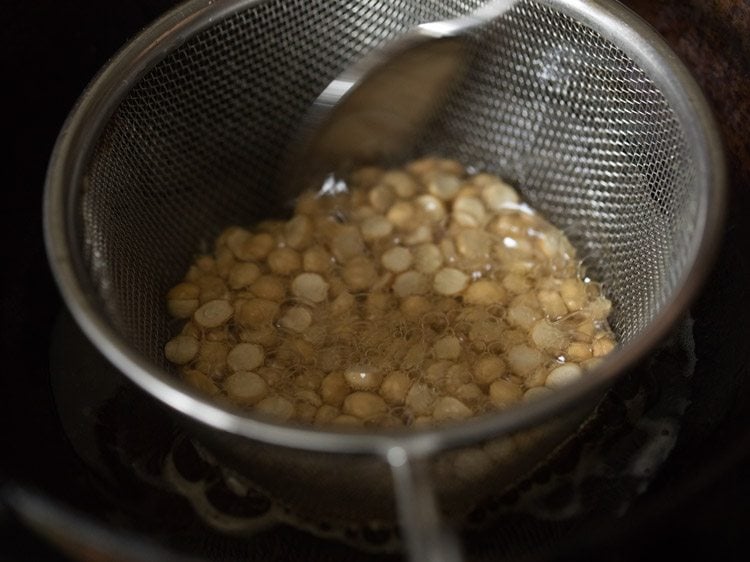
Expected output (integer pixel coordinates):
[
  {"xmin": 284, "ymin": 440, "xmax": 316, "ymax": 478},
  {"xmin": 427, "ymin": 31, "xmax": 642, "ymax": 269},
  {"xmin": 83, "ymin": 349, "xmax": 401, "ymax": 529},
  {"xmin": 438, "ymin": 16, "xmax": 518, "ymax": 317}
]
[{"xmin": 386, "ymin": 446, "xmax": 463, "ymax": 562}]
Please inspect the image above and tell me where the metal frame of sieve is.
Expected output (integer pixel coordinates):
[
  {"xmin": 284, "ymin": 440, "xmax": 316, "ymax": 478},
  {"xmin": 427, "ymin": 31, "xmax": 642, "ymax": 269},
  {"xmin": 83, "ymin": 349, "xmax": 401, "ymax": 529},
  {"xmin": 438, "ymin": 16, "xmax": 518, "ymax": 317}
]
[{"xmin": 43, "ymin": 0, "xmax": 725, "ymax": 560}]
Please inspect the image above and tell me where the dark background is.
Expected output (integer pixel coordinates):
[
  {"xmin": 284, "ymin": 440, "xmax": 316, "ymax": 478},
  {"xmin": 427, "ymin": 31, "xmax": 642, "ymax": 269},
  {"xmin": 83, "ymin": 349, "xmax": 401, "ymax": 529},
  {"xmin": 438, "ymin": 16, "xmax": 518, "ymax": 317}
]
[{"xmin": 2, "ymin": 1, "xmax": 750, "ymax": 560}]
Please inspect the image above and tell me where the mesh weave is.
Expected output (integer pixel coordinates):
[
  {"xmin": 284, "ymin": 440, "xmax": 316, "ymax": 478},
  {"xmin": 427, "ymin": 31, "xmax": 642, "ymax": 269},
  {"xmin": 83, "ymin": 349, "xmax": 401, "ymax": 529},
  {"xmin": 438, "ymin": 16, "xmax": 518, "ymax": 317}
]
[{"xmin": 81, "ymin": 0, "xmax": 698, "ymax": 379}]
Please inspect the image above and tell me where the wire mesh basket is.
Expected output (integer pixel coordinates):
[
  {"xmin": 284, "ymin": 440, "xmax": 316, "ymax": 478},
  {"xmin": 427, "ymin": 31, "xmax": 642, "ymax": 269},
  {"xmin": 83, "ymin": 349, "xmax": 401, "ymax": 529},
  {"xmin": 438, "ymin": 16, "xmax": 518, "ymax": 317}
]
[{"xmin": 44, "ymin": 0, "xmax": 724, "ymax": 559}]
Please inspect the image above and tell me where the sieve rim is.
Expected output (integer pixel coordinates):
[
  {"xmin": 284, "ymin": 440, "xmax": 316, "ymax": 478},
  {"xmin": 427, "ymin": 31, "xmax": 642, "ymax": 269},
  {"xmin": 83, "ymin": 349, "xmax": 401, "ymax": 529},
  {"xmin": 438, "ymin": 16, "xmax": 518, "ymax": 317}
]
[{"xmin": 44, "ymin": 0, "xmax": 726, "ymax": 457}]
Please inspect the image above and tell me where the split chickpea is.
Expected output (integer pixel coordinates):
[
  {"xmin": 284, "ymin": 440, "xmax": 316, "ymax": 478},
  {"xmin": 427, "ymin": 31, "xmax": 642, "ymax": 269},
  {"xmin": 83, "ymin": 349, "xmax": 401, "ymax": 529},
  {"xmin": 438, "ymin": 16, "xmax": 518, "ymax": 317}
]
[
  {"xmin": 166, "ymin": 282, "xmax": 200, "ymax": 318},
  {"xmin": 291, "ymin": 272, "xmax": 329, "ymax": 303},
  {"xmin": 381, "ymin": 246, "xmax": 413, "ymax": 273}
]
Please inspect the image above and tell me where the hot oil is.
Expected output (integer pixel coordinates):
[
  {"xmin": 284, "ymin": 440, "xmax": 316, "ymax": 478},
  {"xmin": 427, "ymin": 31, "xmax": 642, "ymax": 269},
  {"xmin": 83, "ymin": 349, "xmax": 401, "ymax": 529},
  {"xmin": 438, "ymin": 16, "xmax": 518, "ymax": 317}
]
[{"xmin": 163, "ymin": 157, "xmax": 618, "ymax": 428}]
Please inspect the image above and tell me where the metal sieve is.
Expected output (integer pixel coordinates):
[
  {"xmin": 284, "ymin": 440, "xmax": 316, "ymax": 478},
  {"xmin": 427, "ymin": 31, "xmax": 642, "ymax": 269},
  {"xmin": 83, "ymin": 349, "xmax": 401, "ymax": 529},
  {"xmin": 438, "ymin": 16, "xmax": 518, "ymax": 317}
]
[{"xmin": 44, "ymin": 0, "xmax": 725, "ymax": 560}]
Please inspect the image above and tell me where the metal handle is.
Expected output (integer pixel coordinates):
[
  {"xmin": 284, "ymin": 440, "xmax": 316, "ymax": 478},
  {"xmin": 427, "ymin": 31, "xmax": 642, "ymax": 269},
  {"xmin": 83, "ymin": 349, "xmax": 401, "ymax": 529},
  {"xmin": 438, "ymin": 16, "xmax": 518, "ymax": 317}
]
[
  {"xmin": 386, "ymin": 446, "xmax": 464, "ymax": 562},
  {"xmin": 419, "ymin": 0, "xmax": 517, "ymax": 37}
]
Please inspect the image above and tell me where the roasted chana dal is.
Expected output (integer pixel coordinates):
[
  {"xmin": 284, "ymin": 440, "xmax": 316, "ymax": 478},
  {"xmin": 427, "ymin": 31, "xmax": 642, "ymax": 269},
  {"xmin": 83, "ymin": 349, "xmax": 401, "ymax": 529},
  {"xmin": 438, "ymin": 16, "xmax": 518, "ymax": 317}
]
[{"xmin": 164, "ymin": 157, "xmax": 616, "ymax": 427}]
